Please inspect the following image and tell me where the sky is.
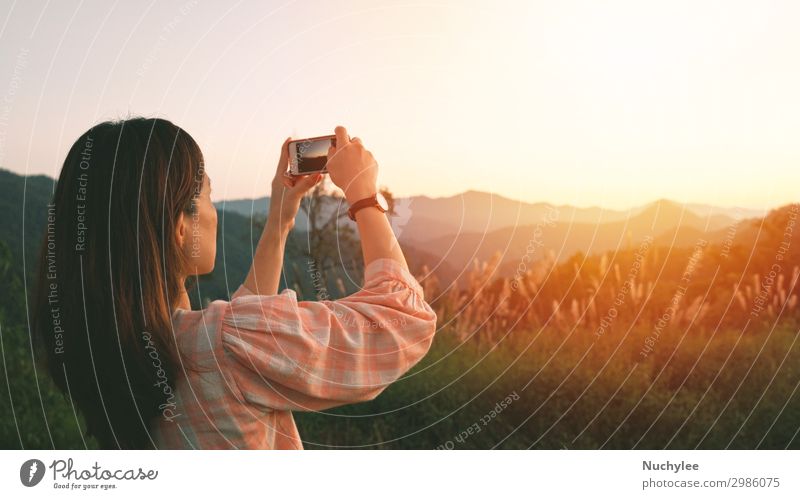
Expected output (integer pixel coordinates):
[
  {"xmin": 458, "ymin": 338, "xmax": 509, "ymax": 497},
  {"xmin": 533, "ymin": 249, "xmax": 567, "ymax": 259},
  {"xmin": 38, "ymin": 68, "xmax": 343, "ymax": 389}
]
[{"xmin": 0, "ymin": 0, "xmax": 798, "ymax": 210}]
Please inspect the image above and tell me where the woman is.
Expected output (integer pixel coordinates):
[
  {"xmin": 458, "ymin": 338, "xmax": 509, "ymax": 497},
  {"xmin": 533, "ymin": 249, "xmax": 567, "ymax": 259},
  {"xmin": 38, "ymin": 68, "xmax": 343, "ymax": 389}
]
[{"xmin": 32, "ymin": 118, "xmax": 437, "ymax": 449}]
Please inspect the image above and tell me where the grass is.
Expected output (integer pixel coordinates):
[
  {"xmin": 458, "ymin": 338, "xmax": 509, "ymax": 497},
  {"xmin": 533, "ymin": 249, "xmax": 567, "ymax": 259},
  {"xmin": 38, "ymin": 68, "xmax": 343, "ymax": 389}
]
[{"xmin": 294, "ymin": 324, "xmax": 800, "ymax": 449}]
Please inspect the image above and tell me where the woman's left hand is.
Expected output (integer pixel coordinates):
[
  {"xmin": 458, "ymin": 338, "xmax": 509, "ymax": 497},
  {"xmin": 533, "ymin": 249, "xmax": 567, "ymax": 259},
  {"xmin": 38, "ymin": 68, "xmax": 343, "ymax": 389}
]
[{"xmin": 269, "ymin": 137, "xmax": 323, "ymax": 231}]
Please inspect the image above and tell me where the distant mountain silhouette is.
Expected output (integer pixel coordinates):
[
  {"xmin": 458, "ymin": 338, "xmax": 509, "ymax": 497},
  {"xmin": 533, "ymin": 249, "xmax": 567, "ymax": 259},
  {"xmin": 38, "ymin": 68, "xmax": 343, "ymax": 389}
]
[
  {"xmin": 216, "ymin": 190, "xmax": 755, "ymax": 247},
  {"xmin": 395, "ymin": 190, "xmax": 634, "ymax": 239},
  {"xmin": 2, "ymin": 168, "xmax": 781, "ymax": 295},
  {"xmin": 215, "ymin": 195, "xmax": 271, "ymax": 217},
  {"xmin": 419, "ymin": 198, "xmax": 745, "ymax": 287},
  {"xmin": 0, "ymin": 169, "xmax": 442, "ymax": 303},
  {"xmin": 631, "ymin": 199, "xmax": 735, "ymax": 234},
  {"xmin": 685, "ymin": 202, "xmax": 766, "ymax": 221},
  {"xmin": 214, "ymin": 194, "xmax": 353, "ymax": 233}
]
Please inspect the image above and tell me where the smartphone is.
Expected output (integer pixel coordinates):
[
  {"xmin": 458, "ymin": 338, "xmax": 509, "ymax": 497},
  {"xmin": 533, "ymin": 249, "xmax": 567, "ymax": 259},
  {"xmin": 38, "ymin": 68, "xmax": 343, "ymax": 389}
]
[{"xmin": 287, "ymin": 134, "xmax": 337, "ymax": 176}]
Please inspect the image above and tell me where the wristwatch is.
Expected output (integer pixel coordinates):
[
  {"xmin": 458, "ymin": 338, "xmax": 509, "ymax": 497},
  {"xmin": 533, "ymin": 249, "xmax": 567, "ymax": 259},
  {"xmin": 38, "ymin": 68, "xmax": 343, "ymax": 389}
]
[{"xmin": 347, "ymin": 192, "xmax": 389, "ymax": 221}]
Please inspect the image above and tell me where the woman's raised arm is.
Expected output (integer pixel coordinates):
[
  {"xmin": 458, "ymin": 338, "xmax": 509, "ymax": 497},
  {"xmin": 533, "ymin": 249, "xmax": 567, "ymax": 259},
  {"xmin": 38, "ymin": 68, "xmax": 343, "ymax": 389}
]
[
  {"xmin": 326, "ymin": 126, "xmax": 409, "ymax": 272},
  {"xmin": 241, "ymin": 138, "xmax": 321, "ymax": 295}
]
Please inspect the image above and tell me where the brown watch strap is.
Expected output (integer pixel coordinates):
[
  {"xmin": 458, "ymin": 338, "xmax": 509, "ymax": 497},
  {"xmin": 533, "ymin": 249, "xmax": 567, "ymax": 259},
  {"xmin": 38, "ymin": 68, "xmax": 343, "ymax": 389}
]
[{"xmin": 348, "ymin": 194, "xmax": 384, "ymax": 221}]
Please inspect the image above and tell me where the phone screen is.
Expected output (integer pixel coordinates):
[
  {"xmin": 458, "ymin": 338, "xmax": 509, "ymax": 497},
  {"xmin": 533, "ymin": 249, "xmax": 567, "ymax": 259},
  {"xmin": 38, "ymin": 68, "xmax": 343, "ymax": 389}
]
[{"xmin": 293, "ymin": 137, "xmax": 334, "ymax": 174}]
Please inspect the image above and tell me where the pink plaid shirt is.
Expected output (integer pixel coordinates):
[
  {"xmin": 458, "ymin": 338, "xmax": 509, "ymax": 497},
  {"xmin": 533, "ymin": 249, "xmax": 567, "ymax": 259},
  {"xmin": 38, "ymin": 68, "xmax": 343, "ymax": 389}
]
[{"xmin": 152, "ymin": 257, "xmax": 437, "ymax": 449}]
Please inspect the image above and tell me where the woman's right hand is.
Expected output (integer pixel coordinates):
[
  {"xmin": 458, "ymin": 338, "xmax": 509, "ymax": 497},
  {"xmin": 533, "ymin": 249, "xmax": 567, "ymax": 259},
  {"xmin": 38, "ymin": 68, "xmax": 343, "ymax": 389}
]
[{"xmin": 325, "ymin": 126, "xmax": 378, "ymax": 204}]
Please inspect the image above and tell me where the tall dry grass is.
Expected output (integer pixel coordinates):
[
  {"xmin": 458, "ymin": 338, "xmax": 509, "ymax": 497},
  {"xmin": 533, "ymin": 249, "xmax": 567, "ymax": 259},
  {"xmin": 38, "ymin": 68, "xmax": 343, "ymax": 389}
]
[{"xmin": 416, "ymin": 242, "xmax": 800, "ymax": 347}]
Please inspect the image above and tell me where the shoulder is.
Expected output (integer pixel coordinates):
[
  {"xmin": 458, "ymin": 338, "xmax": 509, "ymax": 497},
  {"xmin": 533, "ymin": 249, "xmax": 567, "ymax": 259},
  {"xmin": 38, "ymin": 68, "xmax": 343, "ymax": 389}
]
[
  {"xmin": 171, "ymin": 297, "xmax": 232, "ymax": 372},
  {"xmin": 222, "ymin": 285, "xmax": 301, "ymax": 330}
]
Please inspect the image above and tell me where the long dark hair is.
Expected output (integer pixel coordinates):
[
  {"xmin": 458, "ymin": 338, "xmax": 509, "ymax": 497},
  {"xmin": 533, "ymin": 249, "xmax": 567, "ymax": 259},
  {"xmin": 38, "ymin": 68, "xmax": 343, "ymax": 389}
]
[{"xmin": 32, "ymin": 117, "xmax": 205, "ymax": 449}]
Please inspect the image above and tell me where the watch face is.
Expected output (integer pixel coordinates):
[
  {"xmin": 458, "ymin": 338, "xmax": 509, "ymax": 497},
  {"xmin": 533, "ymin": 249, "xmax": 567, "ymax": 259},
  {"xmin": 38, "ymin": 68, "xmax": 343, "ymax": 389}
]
[{"xmin": 376, "ymin": 192, "xmax": 389, "ymax": 211}]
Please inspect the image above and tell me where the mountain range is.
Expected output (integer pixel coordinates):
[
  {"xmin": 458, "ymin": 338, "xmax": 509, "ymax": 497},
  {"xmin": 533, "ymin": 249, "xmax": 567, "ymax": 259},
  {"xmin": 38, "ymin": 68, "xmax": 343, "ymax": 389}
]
[
  {"xmin": 215, "ymin": 189, "xmax": 764, "ymax": 240},
  {"xmin": 0, "ymin": 168, "xmax": 777, "ymax": 293},
  {"xmin": 215, "ymin": 189, "xmax": 766, "ymax": 282}
]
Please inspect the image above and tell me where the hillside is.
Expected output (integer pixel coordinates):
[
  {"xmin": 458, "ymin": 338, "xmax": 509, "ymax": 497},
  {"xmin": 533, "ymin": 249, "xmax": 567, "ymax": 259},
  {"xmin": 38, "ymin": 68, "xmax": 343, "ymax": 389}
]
[
  {"xmin": 422, "ymin": 199, "xmax": 741, "ymax": 287},
  {"xmin": 0, "ymin": 168, "xmax": 779, "ymax": 298},
  {"xmin": 216, "ymin": 189, "xmax": 754, "ymax": 247},
  {"xmin": 0, "ymin": 169, "xmax": 440, "ymax": 305},
  {"xmin": 0, "ymin": 168, "xmax": 56, "ymax": 288}
]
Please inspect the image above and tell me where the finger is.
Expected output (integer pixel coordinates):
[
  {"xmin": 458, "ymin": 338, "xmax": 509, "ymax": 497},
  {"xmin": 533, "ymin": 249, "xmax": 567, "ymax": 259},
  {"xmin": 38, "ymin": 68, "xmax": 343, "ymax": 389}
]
[
  {"xmin": 351, "ymin": 137, "xmax": 362, "ymax": 146},
  {"xmin": 307, "ymin": 172, "xmax": 323, "ymax": 185},
  {"xmin": 334, "ymin": 126, "xmax": 350, "ymax": 149},
  {"xmin": 292, "ymin": 173, "xmax": 321, "ymax": 192},
  {"xmin": 282, "ymin": 176, "xmax": 295, "ymax": 188},
  {"xmin": 276, "ymin": 137, "xmax": 292, "ymax": 176}
]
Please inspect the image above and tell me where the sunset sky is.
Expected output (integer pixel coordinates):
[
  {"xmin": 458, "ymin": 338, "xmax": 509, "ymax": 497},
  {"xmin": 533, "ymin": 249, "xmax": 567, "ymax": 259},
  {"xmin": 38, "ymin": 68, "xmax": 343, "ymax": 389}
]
[{"xmin": 1, "ymin": 0, "xmax": 798, "ymax": 209}]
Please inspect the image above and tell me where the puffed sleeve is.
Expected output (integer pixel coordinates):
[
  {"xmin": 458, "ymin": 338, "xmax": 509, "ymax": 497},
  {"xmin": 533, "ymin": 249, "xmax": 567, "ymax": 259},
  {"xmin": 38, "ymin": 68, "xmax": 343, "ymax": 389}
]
[{"xmin": 220, "ymin": 258, "xmax": 438, "ymax": 412}]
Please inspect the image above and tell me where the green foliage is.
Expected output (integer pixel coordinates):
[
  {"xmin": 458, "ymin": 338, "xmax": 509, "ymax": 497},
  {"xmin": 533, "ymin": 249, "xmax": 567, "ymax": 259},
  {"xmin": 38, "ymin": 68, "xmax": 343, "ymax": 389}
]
[
  {"xmin": 0, "ymin": 168, "xmax": 55, "ymax": 290},
  {"xmin": 0, "ymin": 323, "xmax": 98, "ymax": 449},
  {"xmin": 0, "ymin": 240, "xmax": 98, "ymax": 449},
  {"xmin": 295, "ymin": 325, "xmax": 800, "ymax": 449}
]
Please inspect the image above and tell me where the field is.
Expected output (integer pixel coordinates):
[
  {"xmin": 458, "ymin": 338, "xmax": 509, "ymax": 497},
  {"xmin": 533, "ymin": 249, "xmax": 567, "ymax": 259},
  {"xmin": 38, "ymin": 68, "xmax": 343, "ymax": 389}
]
[
  {"xmin": 1, "ymin": 170, "xmax": 798, "ymax": 449},
  {"xmin": 295, "ymin": 324, "xmax": 799, "ymax": 449}
]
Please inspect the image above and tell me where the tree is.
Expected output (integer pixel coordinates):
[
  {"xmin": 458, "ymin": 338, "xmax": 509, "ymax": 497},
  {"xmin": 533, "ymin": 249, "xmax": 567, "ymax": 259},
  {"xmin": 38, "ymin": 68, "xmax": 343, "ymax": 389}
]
[{"xmin": 297, "ymin": 177, "xmax": 397, "ymax": 299}]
